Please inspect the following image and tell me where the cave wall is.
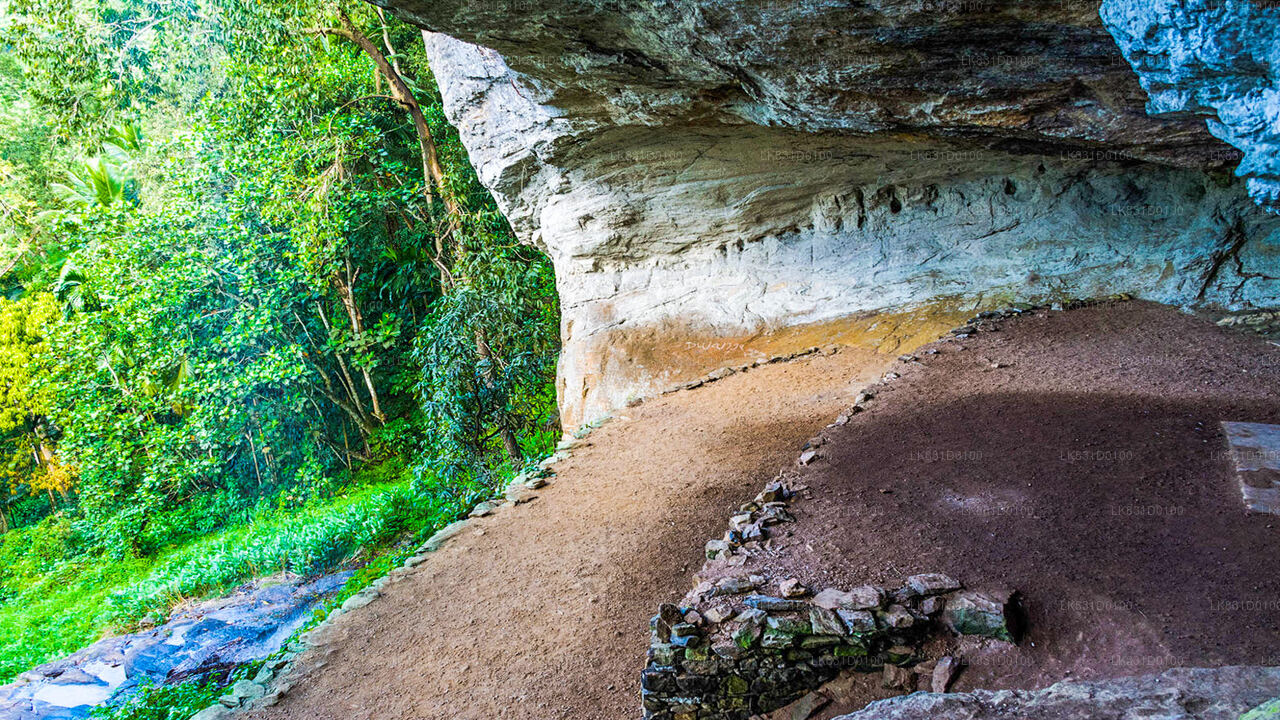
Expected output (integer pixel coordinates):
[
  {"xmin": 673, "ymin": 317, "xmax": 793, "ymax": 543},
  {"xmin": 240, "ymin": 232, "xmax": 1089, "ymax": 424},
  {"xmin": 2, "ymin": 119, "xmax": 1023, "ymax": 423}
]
[
  {"xmin": 1101, "ymin": 0, "xmax": 1280, "ymax": 213},
  {"xmin": 389, "ymin": 1, "xmax": 1280, "ymax": 429}
]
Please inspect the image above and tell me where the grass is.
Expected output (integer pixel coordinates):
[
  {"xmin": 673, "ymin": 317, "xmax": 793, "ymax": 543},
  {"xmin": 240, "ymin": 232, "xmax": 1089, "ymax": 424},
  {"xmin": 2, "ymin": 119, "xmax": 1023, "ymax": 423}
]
[
  {"xmin": 0, "ymin": 476, "xmax": 471, "ymax": 684},
  {"xmin": 0, "ymin": 553, "xmax": 157, "ymax": 681},
  {"xmin": 0, "ymin": 424, "xmax": 560, "ymax": 694}
]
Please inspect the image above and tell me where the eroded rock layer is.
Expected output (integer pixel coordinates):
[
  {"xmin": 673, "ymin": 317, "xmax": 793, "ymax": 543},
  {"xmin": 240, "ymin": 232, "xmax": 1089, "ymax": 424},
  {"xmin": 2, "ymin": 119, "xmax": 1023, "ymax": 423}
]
[{"xmin": 385, "ymin": 0, "xmax": 1280, "ymax": 428}]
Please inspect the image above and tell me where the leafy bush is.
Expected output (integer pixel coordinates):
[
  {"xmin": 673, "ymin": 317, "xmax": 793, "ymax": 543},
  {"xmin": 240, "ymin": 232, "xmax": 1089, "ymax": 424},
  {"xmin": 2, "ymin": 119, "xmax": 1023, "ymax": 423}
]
[{"xmin": 91, "ymin": 678, "xmax": 224, "ymax": 720}]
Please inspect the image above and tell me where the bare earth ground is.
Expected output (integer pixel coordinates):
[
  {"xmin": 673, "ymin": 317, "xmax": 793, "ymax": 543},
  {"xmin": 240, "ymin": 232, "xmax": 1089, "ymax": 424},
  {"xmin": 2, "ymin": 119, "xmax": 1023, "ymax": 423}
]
[
  {"xmin": 689, "ymin": 301, "xmax": 1280, "ymax": 718},
  {"xmin": 251, "ymin": 301, "xmax": 1280, "ymax": 720},
  {"xmin": 247, "ymin": 348, "xmax": 894, "ymax": 720}
]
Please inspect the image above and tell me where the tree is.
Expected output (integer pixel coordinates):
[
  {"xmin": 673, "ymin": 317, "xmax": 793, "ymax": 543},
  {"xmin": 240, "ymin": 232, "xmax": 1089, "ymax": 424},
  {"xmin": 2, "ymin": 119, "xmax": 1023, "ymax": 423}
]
[{"xmin": 0, "ymin": 291, "xmax": 63, "ymax": 530}]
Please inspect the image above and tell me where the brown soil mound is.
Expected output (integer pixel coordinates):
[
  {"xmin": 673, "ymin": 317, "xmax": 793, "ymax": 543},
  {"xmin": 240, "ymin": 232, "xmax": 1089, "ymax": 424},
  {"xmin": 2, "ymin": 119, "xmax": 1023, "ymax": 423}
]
[
  {"xmin": 246, "ymin": 348, "xmax": 896, "ymax": 720},
  {"xmin": 694, "ymin": 301, "xmax": 1280, "ymax": 718}
]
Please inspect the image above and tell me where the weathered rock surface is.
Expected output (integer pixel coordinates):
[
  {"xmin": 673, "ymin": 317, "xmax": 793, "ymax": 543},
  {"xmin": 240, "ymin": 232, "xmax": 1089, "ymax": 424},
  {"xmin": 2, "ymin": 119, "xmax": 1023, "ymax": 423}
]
[
  {"xmin": 380, "ymin": 0, "xmax": 1280, "ymax": 428},
  {"xmin": 0, "ymin": 573, "xmax": 348, "ymax": 720},
  {"xmin": 833, "ymin": 665, "xmax": 1280, "ymax": 720},
  {"xmin": 1101, "ymin": 0, "xmax": 1280, "ymax": 213}
]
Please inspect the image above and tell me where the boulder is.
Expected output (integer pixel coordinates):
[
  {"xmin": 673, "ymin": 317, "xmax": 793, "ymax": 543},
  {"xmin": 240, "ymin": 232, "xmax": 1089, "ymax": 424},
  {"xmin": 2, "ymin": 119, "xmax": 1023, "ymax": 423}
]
[{"xmin": 942, "ymin": 591, "xmax": 1019, "ymax": 643}]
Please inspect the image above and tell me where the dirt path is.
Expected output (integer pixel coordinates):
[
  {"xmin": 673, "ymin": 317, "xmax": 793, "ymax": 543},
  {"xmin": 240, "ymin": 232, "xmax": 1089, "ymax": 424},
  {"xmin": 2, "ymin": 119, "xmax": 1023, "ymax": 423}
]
[{"xmin": 248, "ymin": 348, "xmax": 895, "ymax": 720}]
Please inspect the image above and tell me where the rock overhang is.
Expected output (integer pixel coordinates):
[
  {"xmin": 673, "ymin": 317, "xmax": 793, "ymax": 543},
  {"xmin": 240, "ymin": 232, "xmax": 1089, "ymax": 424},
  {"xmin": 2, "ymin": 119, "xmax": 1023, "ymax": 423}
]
[{"xmin": 381, "ymin": 0, "xmax": 1280, "ymax": 428}]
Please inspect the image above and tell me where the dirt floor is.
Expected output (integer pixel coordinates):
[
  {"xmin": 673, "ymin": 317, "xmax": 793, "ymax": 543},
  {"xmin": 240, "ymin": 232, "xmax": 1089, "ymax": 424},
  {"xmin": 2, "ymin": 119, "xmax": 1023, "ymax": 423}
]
[
  {"xmin": 246, "ymin": 347, "xmax": 896, "ymax": 720},
  {"xmin": 689, "ymin": 301, "xmax": 1280, "ymax": 719},
  {"xmin": 249, "ymin": 300, "xmax": 1280, "ymax": 720}
]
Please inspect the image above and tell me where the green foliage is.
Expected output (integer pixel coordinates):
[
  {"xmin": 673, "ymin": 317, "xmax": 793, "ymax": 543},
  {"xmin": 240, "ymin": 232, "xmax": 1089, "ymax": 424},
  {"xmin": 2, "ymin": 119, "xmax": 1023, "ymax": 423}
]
[
  {"xmin": 90, "ymin": 677, "xmax": 224, "ymax": 720},
  {"xmin": 0, "ymin": 465, "xmax": 469, "ymax": 682},
  {"xmin": 0, "ymin": 0, "xmax": 561, "ymax": 693}
]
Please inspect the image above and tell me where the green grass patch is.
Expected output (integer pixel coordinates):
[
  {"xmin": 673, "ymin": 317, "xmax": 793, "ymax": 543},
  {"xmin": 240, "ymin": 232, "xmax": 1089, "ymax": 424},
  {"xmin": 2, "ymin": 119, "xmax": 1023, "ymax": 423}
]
[
  {"xmin": 0, "ymin": 473, "xmax": 472, "ymax": 684},
  {"xmin": 89, "ymin": 676, "xmax": 226, "ymax": 720}
]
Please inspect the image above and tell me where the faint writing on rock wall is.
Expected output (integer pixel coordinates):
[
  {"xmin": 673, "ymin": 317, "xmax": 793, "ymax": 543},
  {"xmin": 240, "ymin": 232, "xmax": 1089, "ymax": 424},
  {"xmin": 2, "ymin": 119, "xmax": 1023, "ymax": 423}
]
[{"xmin": 683, "ymin": 341, "xmax": 748, "ymax": 355}]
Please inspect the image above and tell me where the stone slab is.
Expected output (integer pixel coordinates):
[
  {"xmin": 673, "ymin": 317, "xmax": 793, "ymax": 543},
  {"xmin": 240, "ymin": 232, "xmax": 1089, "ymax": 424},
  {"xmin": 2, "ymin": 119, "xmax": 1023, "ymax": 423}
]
[{"xmin": 1221, "ymin": 421, "xmax": 1280, "ymax": 514}]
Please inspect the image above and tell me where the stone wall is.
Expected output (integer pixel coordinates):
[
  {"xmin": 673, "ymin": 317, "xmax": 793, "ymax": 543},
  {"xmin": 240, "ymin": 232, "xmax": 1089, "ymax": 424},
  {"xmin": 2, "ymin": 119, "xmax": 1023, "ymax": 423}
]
[{"xmin": 641, "ymin": 478, "xmax": 1018, "ymax": 720}]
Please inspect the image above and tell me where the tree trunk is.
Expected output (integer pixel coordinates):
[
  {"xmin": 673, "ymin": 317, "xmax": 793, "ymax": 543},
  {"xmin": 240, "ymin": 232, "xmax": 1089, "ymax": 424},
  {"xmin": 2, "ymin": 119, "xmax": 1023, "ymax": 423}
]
[
  {"xmin": 475, "ymin": 328, "xmax": 523, "ymax": 464},
  {"xmin": 307, "ymin": 10, "xmax": 528, "ymax": 464}
]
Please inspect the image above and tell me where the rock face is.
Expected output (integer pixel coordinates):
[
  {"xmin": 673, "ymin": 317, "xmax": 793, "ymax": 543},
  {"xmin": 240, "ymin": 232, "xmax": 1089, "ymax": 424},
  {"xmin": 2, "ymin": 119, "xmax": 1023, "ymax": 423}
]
[
  {"xmin": 833, "ymin": 665, "xmax": 1280, "ymax": 720},
  {"xmin": 1101, "ymin": 0, "xmax": 1280, "ymax": 214},
  {"xmin": 383, "ymin": 0, "xmax": 1280, "ymax": 428}
]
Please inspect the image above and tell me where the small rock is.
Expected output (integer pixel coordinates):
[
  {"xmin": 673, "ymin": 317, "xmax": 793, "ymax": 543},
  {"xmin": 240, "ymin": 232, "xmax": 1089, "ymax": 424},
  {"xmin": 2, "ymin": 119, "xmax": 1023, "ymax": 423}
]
[
  {"xmin": 920, "ymin": 596, "xmax": 947, "ymax": 616},
  {"xmin": 798, "ymin": 449, "xmax": 820, "ymax": 465},
  {"xmin": 252, "ymin": 665, "xmax": 275, "ymax": 686},
  {"xmin": 712, "ymin": 642, "xmax": 745, "ymax": 660},
  {"xmin": 882, "ymin": 664, "xmax": 916, "ymax": 691},
  {"xmin": 905, "ymin": 573, "xmax": 962, "ymax": 597},
  {"xmin": 192, "ymin": 706, "xmax": 233, "ymax": 720},
  {"xmin": 835, "ymin": 608, "xmax": 877, "ymax": 633},
  {"xmin": 340, "ymin": 589, "xmax": 379, "ymax": 612},
  {"xmin": 885, "ymin": 645, "xmax": 916, "ymax": 665},
  {"xmin": 683, "ymin": 610, "xmax": 703, "ymax": 625},
  {"xmin": 468, "ymin": 501, "xmax": 496, "ymax": 518},
  {"xmin": 779, "ymin": 578, "xmax": 810, "ymax": 598},
  {"xmin": 765, "ymin": 614, "xmax": 811, "ymax": 636},
  {"xmin": 653, "ymin": 604, "xmax": 683, "ymax": 642},
  {"xmin": 703, "ymin": 606, "xmax": 732, "ymax": 624},
  {"xmin": 713, "ymin": 576, "xmax": 758, "ymax": 595},
  {"xmin": 812, "ymin": 588, "xmax": 851, "ymax": 609},
  {"xmin": 422, "ymin": 520, "xmax": 469, "ymax": 552},
  {"xmin": 932, "ymin": 656, "xmax": 963, "ymax": 693},
  {"xmin": 813, "ymin": 584, "xmax": 884, "ymax": 610},
  {"xmin": 759, "ymin": 482, "xmax": 791, "ymax": 503},
  {"xmin": 758, "ymin": 505, "xmax": 794, "ymax": 525},
  {"xmin": 847, "ymin": 585, "xmax": 886, "ymax": 609},
  {"xmin": 231, "ymin": 680, "xmax": 265, "ymax": 702},
  {"xmin": 784, "ymin": 692, "xmax": 831, "ymax": 720},
  {"xmin": 670, "ymin": 622, "xmax": 701, "ymax": 638},
  {"xmin": 524, "ymin": 476, "xmax": 547, "ymax": 489},
  {"xmin": 733, "ymin": 609, "xmax": 767, "ymax": 649},
  {"xmin": 810, "ymin": 606, "xmax": 847, "ymax": 636},
  {"xmin": 744, "ymin": 594, "xmax": 807, "ymax": 611},
  {"xmin": 706, "ymin": 539, "xmax": 732, "ymax": 560},
  {"xmin": 879, "ymin": 604, "xmax": 915, "ymax": 629}
]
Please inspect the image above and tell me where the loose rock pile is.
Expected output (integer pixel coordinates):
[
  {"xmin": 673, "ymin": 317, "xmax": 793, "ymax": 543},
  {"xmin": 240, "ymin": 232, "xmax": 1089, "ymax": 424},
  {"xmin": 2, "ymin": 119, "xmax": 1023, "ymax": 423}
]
[
  {"xmin": 643, "ymin": 476, "xmax": 1020, "ymax": 720},
  {"xmin": 643, "ymin": 572, "xmax": 1018, "ymax": 720}
]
